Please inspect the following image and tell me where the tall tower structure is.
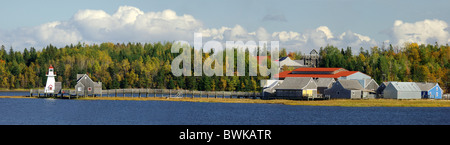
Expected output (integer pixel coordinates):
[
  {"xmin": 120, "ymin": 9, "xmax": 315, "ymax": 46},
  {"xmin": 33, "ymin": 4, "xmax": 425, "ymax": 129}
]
[{"xmin": 44, "ymin": 65, "xmax": 56, "ymax": 94}]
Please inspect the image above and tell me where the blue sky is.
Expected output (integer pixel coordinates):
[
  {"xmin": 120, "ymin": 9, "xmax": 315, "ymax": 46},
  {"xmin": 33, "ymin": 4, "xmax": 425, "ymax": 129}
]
[{"xmin": 1, "ymin": 0, "xmax": 449, "ymax": 53}]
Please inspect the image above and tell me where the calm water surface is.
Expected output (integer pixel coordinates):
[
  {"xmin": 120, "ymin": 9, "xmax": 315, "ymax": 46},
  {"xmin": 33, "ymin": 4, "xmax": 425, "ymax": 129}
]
[
  {"xmin": 0, "ymin": 91, "xmax": 30, "ymax": 96},
  {"xmin": 0, "ymin": 98, "xmax": 449, "ymax": 125}
]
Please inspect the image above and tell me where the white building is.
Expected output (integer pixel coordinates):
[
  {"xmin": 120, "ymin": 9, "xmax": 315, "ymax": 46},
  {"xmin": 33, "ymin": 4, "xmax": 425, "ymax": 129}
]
[{"xmin": 44, "ymin": 65, "xmax": 61, "ymax": 94}]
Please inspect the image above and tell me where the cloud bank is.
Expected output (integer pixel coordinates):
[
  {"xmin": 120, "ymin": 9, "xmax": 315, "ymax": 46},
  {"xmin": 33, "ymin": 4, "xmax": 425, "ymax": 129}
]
[
  {"xmin": 0, "ymin": 6, "xmax": 449, "ymax": 54},
  {"xmin": 389, "ymin": 19, "xmax": 450, "ymax": 46}
]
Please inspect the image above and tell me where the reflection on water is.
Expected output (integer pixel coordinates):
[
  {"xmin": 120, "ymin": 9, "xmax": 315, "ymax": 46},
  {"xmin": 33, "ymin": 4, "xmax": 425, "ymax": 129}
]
[{"xmin": 0, "ymin": 98, "xmax": 449, "ymax": 125}]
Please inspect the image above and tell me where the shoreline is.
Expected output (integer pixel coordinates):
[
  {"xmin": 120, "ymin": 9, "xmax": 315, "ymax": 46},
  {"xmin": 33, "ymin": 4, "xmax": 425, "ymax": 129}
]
[{"xmin": 1, "ymin": 96, "xmax": 449, "ymax": 107}]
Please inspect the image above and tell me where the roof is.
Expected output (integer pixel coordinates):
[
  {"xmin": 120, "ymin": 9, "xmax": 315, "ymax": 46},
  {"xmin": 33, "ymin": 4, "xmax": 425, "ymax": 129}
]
[
  {"xmin": 77, "ymin": 74, "xmax": 85, "ymax": 81},
  {"xmin": 49, "ymin": 64, "xmax": 54, "ymax": 69},
  {"xmin": 262, "ymin": 80, "xmax": 280, "ymax": 88},
  {"xmin": 358, "ymin": 79, "xmax": 376, "ymax": 88},
  {"xmin": 315, "ymin": 78, "xmax": 335, "ymax": 87},
  {"xmin": 310, "ymin": 49, "xmax": 319, "ymax": 55},
  {"xmin": 292, "ymin": 67, "xmax": 344, "ymax": 72},
  {"xmin": 388, "ymin": 82, "xmax": 421, "ymax": 92},
  {"xmin": 415, "ymin": 82, "xmax": 438, "ymax": 91},
  {"xmin": 338, "ymin": 80, "xmax": 363, "ymax": 90},
  {"xmin": 77, "ymin": 74, "xmax": 94, "ymax": 84},
  {"xmin": 293, "ymin": 60, "xmax": 304, "ymax": 65},
  {"xmin": 279, "ymin": 57, "xmax": 303, "ymax": 67},
  {"xmin": 275, "ymin": 70, "xmax": 358, "ymax": 79},
  {"xmin": 278, "ymin": 57, "xmax": 289, "ymax": 62},
  {"xmin": 275, "ymin": 77, "xmax": 315, "ymax": 90}
]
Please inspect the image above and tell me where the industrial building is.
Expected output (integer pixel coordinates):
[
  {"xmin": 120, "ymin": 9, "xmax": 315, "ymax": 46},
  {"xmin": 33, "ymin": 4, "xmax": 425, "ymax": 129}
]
[
  {"xmin": 383, "ymin": 82, "xmax": 421, "ymax": 99},
  {"xmin": 275, "ymin": 67, "xmax": 371, "ymax": 80},
  {"xmin": 324, "ymin": 80, "xmax": 364, "ymax": 99},
  {"xmin": 267, "ymin": 66, "xmax": 445, "ymax": 100},
  {"xmin": 356, "ymin": 79, "xmax": 378, "ymax": 99},
  {"xmin": 315, "ymin": 78, "xmax": 335, "ymax": 96},
  {"xmin": 275, "ymin": 77, "xmax": 317, "ymax": 99}
]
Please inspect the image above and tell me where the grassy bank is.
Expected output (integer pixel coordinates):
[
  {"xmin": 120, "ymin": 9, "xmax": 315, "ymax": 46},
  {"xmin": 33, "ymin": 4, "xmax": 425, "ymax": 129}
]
[
  {"xmin": 0, "ymin": 89, "xmax": 32, "ymax": 92},
  {"xmin": 77, "ymin": 97, "xmax": 450, "ymax": 107},
  {"xmin": 1, "ymin": 96, "xmax": 449, "ymax": 107}
]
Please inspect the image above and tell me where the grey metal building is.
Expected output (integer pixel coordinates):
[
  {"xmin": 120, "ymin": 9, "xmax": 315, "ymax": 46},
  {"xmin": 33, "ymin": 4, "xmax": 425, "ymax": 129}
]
[
  {"xmin": 315, "ymin": 78, "xmax": 335, "ymax": 96},
  {"xmin": 383, "ymin": 82, "xmax": 421, "ymax": 99},
  {"xmin": 324, "ymin": 80, "xmax": 363, "ymax": 99},
  {"xmin": 356, "ymin": 79, "xmax": 378, "ymax": 98},
  {"xmin": 275, "ymin": 77, "xmax": 317, "ymax": 99}
]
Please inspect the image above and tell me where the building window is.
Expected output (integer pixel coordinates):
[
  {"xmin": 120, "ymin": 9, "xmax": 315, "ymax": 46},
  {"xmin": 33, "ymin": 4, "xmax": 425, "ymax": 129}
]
[
  {"xmin": 337, "ymin": 91, "xmax": 340, "ymax": 95},
  {"xmin": 88, "ymin": 87, "xmax": 92, "ymax": 91},
  {"xmin": 77, "ymin": 87, "xmax": 82, "ymax": 91}
]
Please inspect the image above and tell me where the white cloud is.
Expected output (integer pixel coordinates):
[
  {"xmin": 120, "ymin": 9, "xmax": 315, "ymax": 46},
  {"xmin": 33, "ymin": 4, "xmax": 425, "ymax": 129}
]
[
  {"xmin": 337, "ymin": 30, "xmax": 377, "ymax": 50},
  {"xmin": 71, "ymin": 6, "xmax": 202, "ymax": 43},
  {"xmin": 272, "ymin": 31, "xmax": 302, "ymax": 42},
  {"xmin": 4, "ymin": 6, "xmax": 446, "ymax": 55},
  {"xmin": 316, "ymin": 26, "xmax": 334, "ymax": 39},
  {"xmin": 390, "ymin": 19, "xmax": 450, "ymax": 46},
  {"xmin": 255, "ymin": 27, "xmax": 271, "ymax": 41},
  {"xmin": 277, "ymin": 26, "xmax": 377, "ymax": 54},
  {"xmin": 2, "ymin": 5, "xmax": 204, "ymax": 50}
]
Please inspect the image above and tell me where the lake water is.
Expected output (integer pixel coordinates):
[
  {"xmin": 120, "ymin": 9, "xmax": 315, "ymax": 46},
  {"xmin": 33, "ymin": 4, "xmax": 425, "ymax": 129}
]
[
  {"xmin": 0, "ymin": 91, "xmax": 30, "ymax": 96},
  {"xmin": 0, "ymin": 98, "xmax": 449, "ymax": 125}
]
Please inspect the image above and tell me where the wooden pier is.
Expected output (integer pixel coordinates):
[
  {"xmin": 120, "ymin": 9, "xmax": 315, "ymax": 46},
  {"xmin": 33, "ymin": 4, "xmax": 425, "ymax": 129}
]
[{"xmin": 29, "ymin": 88, "xmax": 262, "ymax": 99}]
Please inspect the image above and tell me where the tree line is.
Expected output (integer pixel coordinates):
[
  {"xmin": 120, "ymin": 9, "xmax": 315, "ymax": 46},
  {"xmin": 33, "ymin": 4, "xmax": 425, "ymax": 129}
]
[
  {"xmin": 0, "ymin": 42, "xmax": 265, "ymax": 92},
  {"xmin": 0, "ymin": 42, "xmax": 449, "ymax": 93}
]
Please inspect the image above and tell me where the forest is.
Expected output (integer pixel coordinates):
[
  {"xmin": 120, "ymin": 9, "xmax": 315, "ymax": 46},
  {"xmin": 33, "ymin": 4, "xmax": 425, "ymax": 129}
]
[
  {"xmin": 0, "ymin": 42, "xmax": 449, "ymax": 93},
  {"xmin": 0, "ymin": 42, "xmax": 264, "ymax": 92}
]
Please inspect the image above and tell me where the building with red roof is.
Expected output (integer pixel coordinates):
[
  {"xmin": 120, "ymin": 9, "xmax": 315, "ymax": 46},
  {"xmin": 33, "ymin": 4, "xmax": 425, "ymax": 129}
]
[{"xmin": 275, "ymin": 67, "xmax": 371, "ymax": 80}]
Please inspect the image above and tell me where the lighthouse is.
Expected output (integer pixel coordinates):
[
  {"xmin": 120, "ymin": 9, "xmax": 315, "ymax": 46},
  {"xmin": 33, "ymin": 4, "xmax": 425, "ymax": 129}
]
[{"xmin": 44, "ymin": 65, "xmax": 56, "ymax": 94}]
